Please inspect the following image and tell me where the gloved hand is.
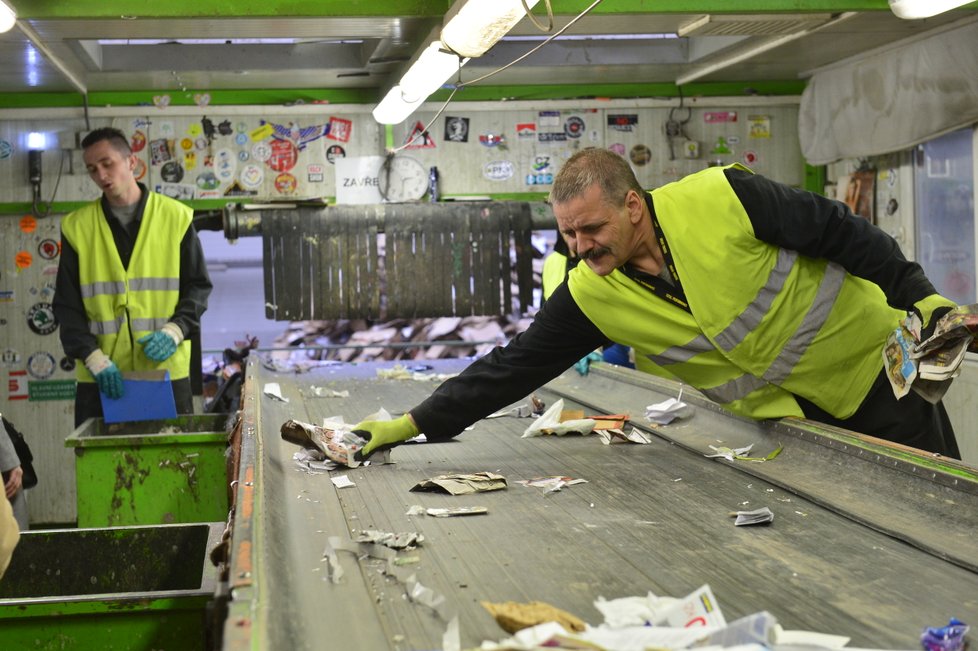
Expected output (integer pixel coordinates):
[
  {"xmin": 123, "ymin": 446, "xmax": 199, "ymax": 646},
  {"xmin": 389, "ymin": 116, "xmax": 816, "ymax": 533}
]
[
  {"xmin": 352, "ymin": 414, "xmax": 420, "ymax": 462},
  {"xmin": 913, "ymin": 294, "xmax": 957, "ymax": 343},
  {"xmin": 138, "ymin": 322, "xmax": 184, "ymax": 362},
  {"xmin": 85, "ymin": 349, "xmax": 124, "ymax": 399},
  {"xmin": 574, "ymin": 351, "xmax": 603, "ymax": 376}
]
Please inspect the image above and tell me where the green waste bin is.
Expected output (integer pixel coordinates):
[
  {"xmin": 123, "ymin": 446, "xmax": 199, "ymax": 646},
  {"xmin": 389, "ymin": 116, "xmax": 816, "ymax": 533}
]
[
  {"xmin": 65, "ymin": 414, "xmax": 230, "ymax": 527},
  {"xmin": 0, "ymin": 522, "xmax": 221, "ymax": 650}
]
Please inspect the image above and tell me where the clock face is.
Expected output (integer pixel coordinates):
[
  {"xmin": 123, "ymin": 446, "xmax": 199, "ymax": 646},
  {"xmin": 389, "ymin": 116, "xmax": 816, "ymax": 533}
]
[{"xmin": 379, "ymin": 155, "xmax": 428, "ymax": 202}]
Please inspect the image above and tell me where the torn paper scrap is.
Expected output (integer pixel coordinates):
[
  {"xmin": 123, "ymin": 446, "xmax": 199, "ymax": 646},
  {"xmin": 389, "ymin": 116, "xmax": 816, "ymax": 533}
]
[
  {"xmin": 377, "ymin": 363, "xmax": 458, "ymax": 382},
  {"xmin": 263, "ymin": 382, "xmax": 289, "ymax": 402},
  {"xmin": 518, "ymin": 476, "xmax": 588, "ymax": 493},
  {"xmin": 480, "ymin": 600, "xmax": 587, "ymax": 634},
  {"xmin": 656, "ymin": 584, "xmax": 726, "ymax": 628},
  {"xmin": 354, "ymin": 529, "xmax": 424, "ymax": 550},
  {"xmin": 293, "ymin": 448, "xmax": 337, "ymax": 473},
  {"xmin": 597, "ymin": 427, "xmax": 653, "ymax": 445},
  {"xmin": 593, "ymin": 591, "xmax": 672, "ymax": 628},
  {"xmin": 411, "ymin": 472, "xmax": 507, "ymax": 495},
  {"xmin": 311, "ymin": 387, "xmax": 349, "ymax": 398},
  {"xmin": 707, "ymin": 443, "xmax": 783, "ymax": 462},
  {"xmin": 522, "ymin": 398, "xmax": 596, "ymax": 438},
  {"xmin": 731, "ymin": 506, "xmax": 775, "ymax": 526},
  {"xmin": 486, "ymin": 404, "xmax": 532, "ymax": 418},
  {"xmin": 330, "ymin": 474, "xmax": 356, "ymax": 489},
  {"xmin": 645, "ymin": 397, "xmax": 690, "ymax": 424},
  {"xmin": 426, "ymin": 506, "xmax": 488, "ymax": 517}
]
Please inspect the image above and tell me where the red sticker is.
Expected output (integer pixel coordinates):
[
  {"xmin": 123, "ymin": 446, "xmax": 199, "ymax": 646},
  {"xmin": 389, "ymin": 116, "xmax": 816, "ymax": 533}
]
[
  {"xmin": 20, "ymin": 216, "xmax": 37, "ymax": 233},
  {"xmin": 267, "ymin": 139, "xmax": 297, "ymax": 172},
  {"xmin": 15, "ymin": 251, "xmax": 32, "ymax": 269}
]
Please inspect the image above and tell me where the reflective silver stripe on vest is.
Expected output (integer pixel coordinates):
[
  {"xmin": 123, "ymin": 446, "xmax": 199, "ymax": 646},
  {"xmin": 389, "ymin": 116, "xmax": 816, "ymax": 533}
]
[
  {"xmin": 89, "ymin": 315, "xmax": 125, "ymax": 335},
  {"xmin": 131, "ymin": 317, "xmax": 169, "ymax": 331},
  {"xmin": 129, "ymin": 277, "xmax": 180, "ymax": 292},
  {"xmin": 763, "ymin": 261, "xmax": 846, "ymax": 384},
  {"xmin": 80, "ymin": 281, "xmax": 127, "ymax": 299},
  {"xmin": 713, "ymin": 248, "xmax": 796, "ymax": 352},
  {"xmin": 700, "ymin": 373, "xmax": 769, "ymax": 405},
  {"xmin": 646, "ymin": 334, "xmax": 713, "ymax": 366}
]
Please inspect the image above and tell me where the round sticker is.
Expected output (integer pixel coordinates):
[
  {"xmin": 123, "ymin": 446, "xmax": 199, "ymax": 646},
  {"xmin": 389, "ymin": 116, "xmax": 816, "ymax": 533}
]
[
  {"xmin": 20, "ymin": 215, "xmax": 37, "ymax": 233},
  {"xmin": 195, "ymin": 137, "xmax": 208, "ymax": 151},
  {"xmin": 235, "ymin": 133, "xmax": 249, "ymax": 146},
  {"xmin": 180, "ymin": 138, "xmax": 194, "ymax": 151},
  {"xmin": 609, "ymin": 143, "xmax": 626, "ymax": 156},
  {"xmin": 37, "ymin": 239, "xmax": 60, "ymax": 260},
  {"xmin": 15, "ymin": 251, "xmax": 32, "ymax": 269},
  {"xmin": 240, "ymin": 164, "xmax": 264, "ymax": 189},
  {"xmin": 130, "ymin": 130, "xmax": 147, "ymax": 153},
  {"xmin": 252, "ymin": 142, "xmax": 272, "ymax": 162},
  {"xmin": 187, "ymin": 124, "xmax": 202, "ymax": 137},
  {"xmin": 630, "ymin": 144, "xmax": 652, "ymax": 166},
  {"xmin": 237, "ymin": 149, "xmax": 250, "ymax": 162},
  {"xmin": 27, "ymin": 351, "xmax": 56, "ymax": 379},
  {"xmin": 196, "ymin": 171, "xmax": 220, "ymax": 191},
  {"xmin": 161, "ymin": 161, "xmax": 185, "ymax": 183},
  {"xmin": 742, "ymin": 150, "xmax": 759, "ymax": 165},
  {"xmin": 27, "ymin": 302, "xmax": 58, "ymax": 335},
  {"xmin": 564, "ymin": 116, "xmax": 586, "ymax": 139},
  {"xmin": 267, "ymin": 140, "xmax": 298, "ymax": 172},
  {"xmin": 274, "ymin": 172, "xmax": 297, "ymax": 194},
  {"xmin": 60, "ymin": 356, "xmax": 76, "ymax": 372},
  {"xmin": 325, "ymin": 144, "xmax": 346, "ymax": 164}
]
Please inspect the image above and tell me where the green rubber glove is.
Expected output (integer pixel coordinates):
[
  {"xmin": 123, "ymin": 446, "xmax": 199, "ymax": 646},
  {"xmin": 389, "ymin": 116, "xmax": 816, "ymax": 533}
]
[
  {"xmin": 574, "ymin": 351, "xmax": 603, "ymax": 376},
  {"xmin": 85, "ymin": 349, "xmax": 124, "ymax": 399},
  {"xmin": 352, "ymin": 414, "xmax": 420, "ymax": 461},
  {"xmin": 913, "ymin": 294, "xmax": 957, "ymax": 342}
]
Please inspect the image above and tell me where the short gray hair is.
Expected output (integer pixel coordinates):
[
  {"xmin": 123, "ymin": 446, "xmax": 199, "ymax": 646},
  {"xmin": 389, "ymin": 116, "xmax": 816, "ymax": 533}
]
[{"xmin": 549, "ymin": 148, "xmax": 643, "ymax": 207}]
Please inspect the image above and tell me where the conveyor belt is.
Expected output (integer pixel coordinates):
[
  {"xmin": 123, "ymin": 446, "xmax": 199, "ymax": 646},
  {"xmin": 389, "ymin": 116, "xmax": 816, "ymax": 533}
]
[{"xmin": 222, "ymin": 358, "xmax": 978, "ymax": 651}]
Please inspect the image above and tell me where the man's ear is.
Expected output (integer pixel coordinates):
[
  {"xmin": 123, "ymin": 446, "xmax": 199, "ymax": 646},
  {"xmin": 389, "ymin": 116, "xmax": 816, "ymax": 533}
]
[{"xmin": 625, "ymin": 189, "xmax": 644, "ymax": 224}]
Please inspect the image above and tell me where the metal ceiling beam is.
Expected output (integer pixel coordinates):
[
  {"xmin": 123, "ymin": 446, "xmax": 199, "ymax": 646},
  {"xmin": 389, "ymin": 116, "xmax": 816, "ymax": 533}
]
[
  {"xmin": 8, "ymin": 0, "xmax": 903, "ymax": 20},
  {"xmin": 15, "ymin": 19, "xmax": 87, "ymax": 95}
]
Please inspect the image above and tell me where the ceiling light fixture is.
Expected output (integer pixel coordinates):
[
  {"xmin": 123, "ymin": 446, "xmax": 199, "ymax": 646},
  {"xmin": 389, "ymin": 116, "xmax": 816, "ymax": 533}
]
[
  {"xmin": 888, "ymin": 0, "xmax": 974, "ymax": 19},
  {"xmin": 373, "ymin": 0, "xmax": 538, "ymax": 125},
  {"xmin": 0, "ymin": 0, "xmax": 17, "ymax": 33},
  {"xmin": 441, "ymin": 0, "xmax": 541, "ymax": 58}
]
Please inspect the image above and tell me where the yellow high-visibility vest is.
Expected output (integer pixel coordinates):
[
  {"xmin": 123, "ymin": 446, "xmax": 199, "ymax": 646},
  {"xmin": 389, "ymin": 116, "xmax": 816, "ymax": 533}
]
[
  {"xmin": 61, "ymin": 193, "xmax": 193, "ymax": 381},
  {"xmin": 569, "ymin": 165, "xmax": 901, "ymax": 420}
]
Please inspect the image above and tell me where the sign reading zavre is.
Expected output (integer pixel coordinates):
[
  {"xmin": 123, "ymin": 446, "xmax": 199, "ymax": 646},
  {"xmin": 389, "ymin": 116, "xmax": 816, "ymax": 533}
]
[{"xmin": 335, "ymin": 156, "xmax": 384, "ymax": 204}]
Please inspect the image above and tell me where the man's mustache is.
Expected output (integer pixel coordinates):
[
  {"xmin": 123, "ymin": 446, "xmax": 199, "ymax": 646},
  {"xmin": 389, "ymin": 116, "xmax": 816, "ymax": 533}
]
[{"xmin": 579, "ymin": 246, "xmax": 611, "ymax": 261}]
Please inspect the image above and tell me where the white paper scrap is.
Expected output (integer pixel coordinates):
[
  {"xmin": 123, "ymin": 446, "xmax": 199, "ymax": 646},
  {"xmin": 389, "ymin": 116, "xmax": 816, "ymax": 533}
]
[
  {"xmin": 645, "ymin": 397, "xmax": 691, "ymax": 424},
  {"xmin": 263, "ymin": 382, "xmax": 289, "ymax": 402},
  {"xmin": 330, "ymin": 474, "xmax": 356, "ymax": 489},
  {"xmin": 522, "ymin": 398, "xmax": 596, "ymax": 438}
]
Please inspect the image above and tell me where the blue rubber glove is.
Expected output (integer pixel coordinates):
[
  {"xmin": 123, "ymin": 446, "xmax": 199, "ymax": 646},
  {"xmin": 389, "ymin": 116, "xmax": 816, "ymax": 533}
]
[
  {"xmin": 138, "ymin": 323, "xmax": 183, "ymax": 362},
  {"xmin": 574, "ymin": 351, "xmax": 603, "ymax": 376},
  {"xmin": 352, "ymin": 415, "xmax": 420, "ymax": 462},
  {"xmin": 85, "ymin": 350, "xmax": 124, "ymax": 399},
  {"xmin": 913, "ymin": 294, "xmax": 957, "ymax": 342}
]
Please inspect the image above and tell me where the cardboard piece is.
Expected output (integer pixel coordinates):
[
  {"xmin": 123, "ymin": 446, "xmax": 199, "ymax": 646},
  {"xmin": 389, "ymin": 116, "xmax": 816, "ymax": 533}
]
[{"xmin": 100, "ymin": 370, "xmax": 177, "ymax": 424}]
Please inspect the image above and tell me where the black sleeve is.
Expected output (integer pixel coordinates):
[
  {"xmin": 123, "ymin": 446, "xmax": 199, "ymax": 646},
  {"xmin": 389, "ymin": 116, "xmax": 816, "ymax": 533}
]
[
  {"xmin": 725, "ymin": 168, "xmax": 936, "ymax": 311},
  {"xmin": 410, "ymin": 282, "xmax": 610, "ymax": 440},
  {"xmin": 168, "ymin": 225, "xmax": 213, "ymax": 337},
  {"xmin": 51, "ymin": 234, "xmax": 100, "ymax": 361}
]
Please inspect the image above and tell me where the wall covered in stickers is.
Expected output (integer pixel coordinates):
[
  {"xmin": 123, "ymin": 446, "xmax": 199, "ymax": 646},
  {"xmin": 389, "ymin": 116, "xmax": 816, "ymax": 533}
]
[{"xmin": 0, "ymin": 97, "xmax": 804, "ymax": 524}]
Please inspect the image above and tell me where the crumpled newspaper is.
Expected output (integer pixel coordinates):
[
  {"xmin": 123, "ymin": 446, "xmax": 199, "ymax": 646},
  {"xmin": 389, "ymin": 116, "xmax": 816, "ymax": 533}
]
[
  {"xmin": 522, "ymin": 399, "xmax": 596, "ymax": 438},
  {"xmin": 355, "ymin": 529, "xmax": 424, "ymax": 550},
  {"xmin": 280, "ymin": 408, "xmax": 396, "ymax": 468},
  {"xmin": 410, "ymin": 471, "xmax": 507, "ymax": 495}
]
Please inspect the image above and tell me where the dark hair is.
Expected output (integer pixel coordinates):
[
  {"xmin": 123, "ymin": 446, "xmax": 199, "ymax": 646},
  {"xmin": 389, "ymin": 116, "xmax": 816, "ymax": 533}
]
[
  {"xmin": 81, "ymin": 127, "xmax": 132, "ymax": 156},
  {"xmin": 549, "ymin": 148, "xmax": 643, "ymax": 208}
]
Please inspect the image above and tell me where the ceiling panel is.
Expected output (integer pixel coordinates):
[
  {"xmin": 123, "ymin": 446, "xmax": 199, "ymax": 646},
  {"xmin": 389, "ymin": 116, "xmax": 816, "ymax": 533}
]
[{"xmin": 0, "ymin": 4, "xmax": 976, "ymax": 103}]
